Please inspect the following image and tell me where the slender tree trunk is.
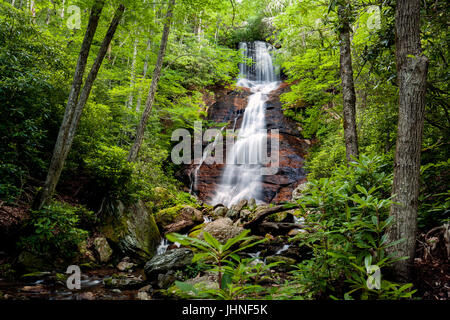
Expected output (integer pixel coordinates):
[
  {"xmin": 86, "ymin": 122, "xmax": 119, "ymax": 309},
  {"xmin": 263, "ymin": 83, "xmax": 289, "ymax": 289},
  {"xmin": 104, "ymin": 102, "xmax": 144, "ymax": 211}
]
[
  {"xmin": 63, "ymin": 4, "xmax": 125, "ymax": 161},
  {"xmin": 61, "ymin": 0, "xmax": 65, "ymax": 18},
  {"xmin": 127, "ymin": 0, "xmax": 176, "ymax": 162},
  {"xmin": 386, "ymin": 0, "xmax": 428, "ymax": 281},
  {"xmin": 338, "ymin": 5, "xmax": 359, "ymax": 163},
  {"xmin": 32, "ymin": 1, "xmax": 126, "ymax": 210},
  {"xmin": 136, "ymin": 38, "xmax": 152, "ymax": 112},
  {"xmin": 127, "ymin": 36, "xmax": 139, "ymax": 108}
]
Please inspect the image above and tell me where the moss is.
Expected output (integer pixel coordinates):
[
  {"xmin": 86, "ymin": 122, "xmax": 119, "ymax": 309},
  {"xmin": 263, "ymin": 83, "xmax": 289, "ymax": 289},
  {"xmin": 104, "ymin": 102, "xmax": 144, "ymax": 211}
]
[
  {"xmin": 101, "ymin": 200, "xmax": 160, "ymax": 263},
  {"xmin": 155, "ymin": 204, "xmax": 185, "ymax": 226},
  {"xmin": 55, "ymin": 273, "xmax": 68, "ymax": 283},
  {"xmin": 101, "ymin": 215, "xmax": 128, "ymax": 244}
]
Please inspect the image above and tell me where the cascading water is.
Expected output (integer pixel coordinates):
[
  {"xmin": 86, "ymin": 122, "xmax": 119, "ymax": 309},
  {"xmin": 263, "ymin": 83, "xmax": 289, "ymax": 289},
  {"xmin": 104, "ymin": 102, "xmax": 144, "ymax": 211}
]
[{"xmin": 212, "ymin": 41, "xmax": 279, "ymax": 207}]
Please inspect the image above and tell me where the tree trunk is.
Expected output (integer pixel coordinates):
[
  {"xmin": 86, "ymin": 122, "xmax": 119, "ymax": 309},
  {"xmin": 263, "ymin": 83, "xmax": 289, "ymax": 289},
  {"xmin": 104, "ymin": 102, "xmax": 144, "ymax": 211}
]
[
  {"xmin": 32, "ymin": 1, "xmax": 125, "ymax": 210},
  {"xmin": 127, "ymin": 36, "xmax": 139, "ymax": 108},
  {"xmin": 386, "ymin": 0, "xmax": 428, "ymax": 281},
  {"xmin": 338, "ymin": 5, "xmax": 359, "ymax": 163},
  {"xmin": 136, "ymin": 38, "xmax": 152, "ymax": 112},
  {"xmin": 63, "ymin": 4, "xmax": 125, "ymax": 160},
  {"xmin": 127, "ymin": 0, "xmax": 176, "ymax": 162}
]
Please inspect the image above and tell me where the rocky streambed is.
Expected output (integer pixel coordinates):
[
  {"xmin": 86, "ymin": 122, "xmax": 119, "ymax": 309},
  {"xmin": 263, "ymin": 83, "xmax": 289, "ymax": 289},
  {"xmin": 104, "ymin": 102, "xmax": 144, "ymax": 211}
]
[{"xmin": 0, "ymin": 196, "xmax": 312, "ymax": 300}]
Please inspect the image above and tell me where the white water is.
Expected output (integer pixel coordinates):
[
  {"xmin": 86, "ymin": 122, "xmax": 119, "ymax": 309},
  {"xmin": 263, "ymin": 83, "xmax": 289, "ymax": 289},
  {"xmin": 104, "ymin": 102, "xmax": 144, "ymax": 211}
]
[
  {"xmin": 156, "ymin": 238, "xmax": 169, "ymax": 255},
  {"xmin": 212, "ymin": 41, "xmax": 279, "ymax": 207},
  {"xmin": 275, "ymin": 244, "xmax": 290, "ymax": 255}
]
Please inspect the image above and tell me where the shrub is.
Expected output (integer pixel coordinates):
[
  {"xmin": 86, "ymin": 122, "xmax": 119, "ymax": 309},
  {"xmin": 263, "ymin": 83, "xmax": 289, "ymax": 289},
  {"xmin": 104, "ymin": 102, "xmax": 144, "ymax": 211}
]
[
  {"xmin": 18, "ymin": 201, "xmax": 90, "ymax": 261},
  {"xmin": 288, "ymin": 154, "xmax": 416, "ymax": 299}
]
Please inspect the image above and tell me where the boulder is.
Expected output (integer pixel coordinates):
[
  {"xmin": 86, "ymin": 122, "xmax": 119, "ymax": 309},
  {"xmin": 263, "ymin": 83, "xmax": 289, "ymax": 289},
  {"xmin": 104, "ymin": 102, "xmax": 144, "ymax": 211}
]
[
  {"xmin": 144, "ymin": 248, "xmax": 193, "ymax": 279},
  {"xmin": 198, "ymin": 218, "xmax": 244, "ymax": 243},
  {"xmin": 213, "ymin": 206, "xmax": 228, "ymax": 217},
  {"xmin": 101, "ymin": 200, "xmax": 160, "ymax": 263},
  {"xmin": 17, "ymin": 251, "xmax": 51, "ymax": 273},
  {"xmin": 156, "ymin": 205, "xmax": 203, "ymax": 234},
  {"xmin": 240, "ymin": 209, "xmax": 251, "ymax": 221},
  {"xmin": 248, "ymin": 198, "xmax": 257, "ymax": 210},
  {"xmin": 94, "ymin": 237, "xmax": 113, "ymax": 263},
  {"xmin": 117, "ymin": 257, "xmax": 135, "ymax": 271}
]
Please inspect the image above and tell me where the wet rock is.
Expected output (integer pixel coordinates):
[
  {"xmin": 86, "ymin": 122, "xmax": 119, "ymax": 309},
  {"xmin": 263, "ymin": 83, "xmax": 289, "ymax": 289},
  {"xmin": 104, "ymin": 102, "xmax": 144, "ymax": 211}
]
[
  {"xmin": 101, "ymin": 200, "xmax": 160, "ymax": 263},
  {"xmin": 213, "ymin": 206, "xmax": 228, "ymax": 217},
  {"xmin": 225, "ymin": 209, "xmax": 239, "ymax": 220},
  {"xmin": 21, "ymin": 285, "xmax": 47, "ymax": 293},
  {"xmin": 138, "ymin": 285, "xmax": 153, "ymax": 293},
  {"xmin": 185, "ymin": 274, "xmax": 218, "ymax": 291},
  {"xmin": 137, "ymin": 291, "xmax": 151, "ymax": 300},
  {"xmin": 157, "ymin": 270, "xmax": 179, "ymax": 288},
  {"xmin": 248, "ymin": 198, "xmax": 257, "ymax": 210},
  {"xmin": 198, "ymin": 218, "xmax": 244, "ymax": 243},
  {"xmin": 144, "ymin": 248, "xmax": 193, "ymax": 280},
  {"xmin": 78, "ymin": 292, "xmax": 95, "ymax": 300},
  {"xmin": 17, "ymin": 251, "xmax": 50, "ymax": 273},
  {"xmin": 103, "ymin": 274, "xmax": 144, "ymax": 290},
  {"xmin": 287, "ymin": 228, "xmax": 307, "ymax": 237},
  {"xmin": 157, "ymin": 205, "xmax": 203, "ymax": 234},
  {"xmin": 233, "ymin": 199, "xmax": 248, "ymax": 213},
  {"xmin": 240, "ymin": 209, "xmax": 251, "ymax": 221},
  {"xmin": 94, "ymin": 237, "xmax": 113, "ymax": 263},
  {"xmin": 117, "ymin": 257, "xmax": 135, "ymax": 271}
]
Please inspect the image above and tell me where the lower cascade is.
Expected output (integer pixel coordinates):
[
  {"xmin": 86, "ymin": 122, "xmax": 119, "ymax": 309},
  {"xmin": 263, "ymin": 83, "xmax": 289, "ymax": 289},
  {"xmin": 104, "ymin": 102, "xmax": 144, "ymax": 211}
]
[{"xmin": 212, "ymin": 41, "xmax": 280, "ymax": 207}]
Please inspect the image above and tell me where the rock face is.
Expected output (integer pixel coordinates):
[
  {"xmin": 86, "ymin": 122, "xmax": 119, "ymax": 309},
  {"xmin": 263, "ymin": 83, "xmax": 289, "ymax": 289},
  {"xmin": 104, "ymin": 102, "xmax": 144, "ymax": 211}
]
[
  {"xmin": 93, "ymin": 237, "xmax": 113, "ymax": 263},
  {"xmin": 101, "ymin": 200, "xmax": 160, "ymax": 263},
  {"xmin": 144, "ymin": 248, "xmax": 194, "ymax": 279},
  {"xmin": 177, "ymin": 82, "xmax": 308, "ymax": 204}
]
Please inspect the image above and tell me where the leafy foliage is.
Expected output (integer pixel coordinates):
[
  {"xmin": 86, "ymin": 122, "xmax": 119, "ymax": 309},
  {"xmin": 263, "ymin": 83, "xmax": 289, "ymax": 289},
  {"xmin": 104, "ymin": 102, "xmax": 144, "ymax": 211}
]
[
  {"xmin": 18, "ymin": 201, "xmax": 91, "ymax": 260},
  {"xmin": 289, "ymin": 155, "xmax": 416, "ymax": 299}
]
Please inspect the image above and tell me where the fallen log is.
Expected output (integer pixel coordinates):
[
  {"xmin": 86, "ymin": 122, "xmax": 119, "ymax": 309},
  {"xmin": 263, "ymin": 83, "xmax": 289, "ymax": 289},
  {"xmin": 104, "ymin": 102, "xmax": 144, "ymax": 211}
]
[{"xmin": 243, "ymin": 204, "xmax": 299, "ymax": 230}]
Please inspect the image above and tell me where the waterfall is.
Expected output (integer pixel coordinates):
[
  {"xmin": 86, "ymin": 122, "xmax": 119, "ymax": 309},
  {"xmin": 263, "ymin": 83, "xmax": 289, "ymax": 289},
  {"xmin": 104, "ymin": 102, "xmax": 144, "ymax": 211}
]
[{"xmin": 212, "ymin": 41, "xmax": 279, "ymax": 207}]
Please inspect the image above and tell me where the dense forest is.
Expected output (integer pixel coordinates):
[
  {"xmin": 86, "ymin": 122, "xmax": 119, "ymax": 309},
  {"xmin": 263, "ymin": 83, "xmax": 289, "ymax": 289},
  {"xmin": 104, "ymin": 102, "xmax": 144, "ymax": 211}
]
[{"xmin": 0, "ymin": 0, "xmax": 448, "ymax": 302}]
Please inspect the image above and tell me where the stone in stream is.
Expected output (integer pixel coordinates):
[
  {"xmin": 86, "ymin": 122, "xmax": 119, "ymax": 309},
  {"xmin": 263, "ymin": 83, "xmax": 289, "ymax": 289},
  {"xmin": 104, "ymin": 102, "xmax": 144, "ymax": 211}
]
[
  {"xmin": 93, "ymin": 237, "xmax": 113, "ymax": 263},
  {"xmin": 248, "ymin": 198, "xmax": 257, "ymax": 210},
  {"xmin": 144, "ymin": 248, "xmax": 194, "ymax": 280},
  {"xmin": 136, "ymin": 291, "xmax": 151, "ymax": 300},
  {"xmin": 100, "ymin": 200, "xmax": 160, "ymax": 263},
  {"xmin": 197, "ymin": 218, "xmax": 244, "ymax": 244},
  {"xmin": 213, "ymin": 206, "xmax": 228, "ymax": 217},
  {"xmin": 225, "ymin": 199, "xmax": 248, "ymax": 220},
  {"xmin": 117, "ymin": 257, "xmax": 135, "ymax": 271},
  {"xmin": 103, "ymin": 274, "xmax": 144, "ymax": 290},
  {"xmin": 156, "ymin": 205, "xmax": 204, "ymax": 234}
]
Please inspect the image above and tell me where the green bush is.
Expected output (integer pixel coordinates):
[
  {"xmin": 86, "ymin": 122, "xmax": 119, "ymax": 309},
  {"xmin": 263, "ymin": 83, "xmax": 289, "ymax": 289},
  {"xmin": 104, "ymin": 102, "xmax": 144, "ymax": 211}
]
[
  {"xmin": 288, "ymin": 154, "xmax": 415, "ymax": 299},
  {"xmin": 18, "ymin": 201, "xmax": 90, "ymax": 261}
]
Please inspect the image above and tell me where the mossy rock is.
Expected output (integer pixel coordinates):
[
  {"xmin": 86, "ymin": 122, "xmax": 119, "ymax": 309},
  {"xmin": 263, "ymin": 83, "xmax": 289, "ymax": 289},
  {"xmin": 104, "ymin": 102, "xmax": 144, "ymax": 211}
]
[
  {"xmin": 17, "ymin": 251, "xmax": 52, "ymax": 273},
  {"xmin": 101, "ymin": 200, "xmax": 160, "ymax": 263},
  {"xmin": 155, "ymin": 204, "xmax": 185, "ymax": 227}
]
